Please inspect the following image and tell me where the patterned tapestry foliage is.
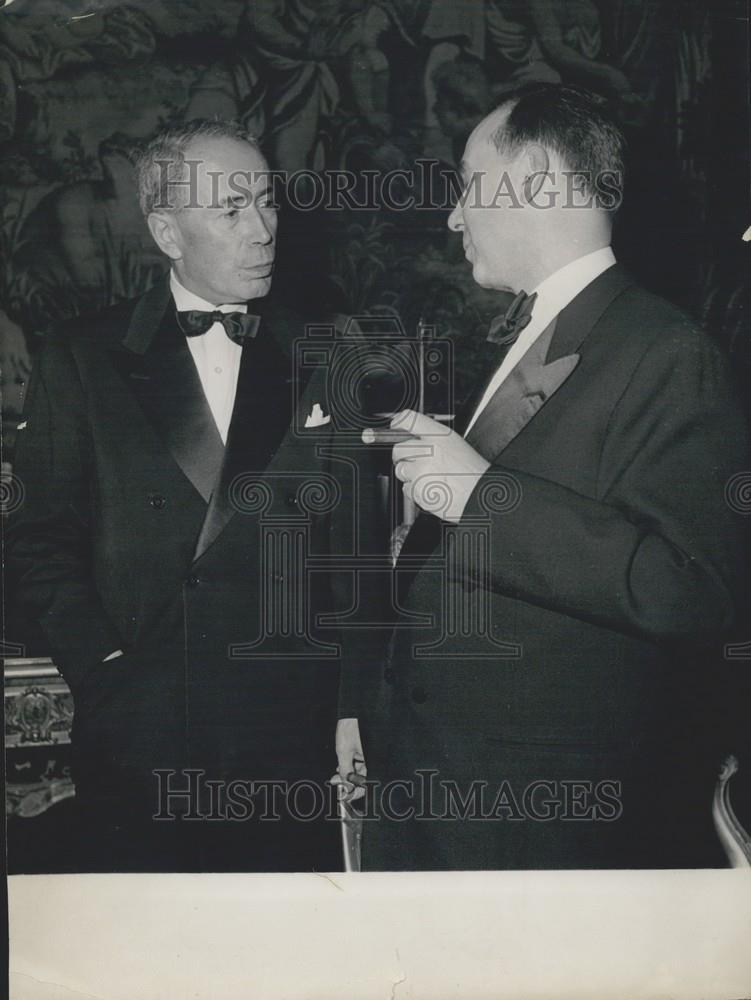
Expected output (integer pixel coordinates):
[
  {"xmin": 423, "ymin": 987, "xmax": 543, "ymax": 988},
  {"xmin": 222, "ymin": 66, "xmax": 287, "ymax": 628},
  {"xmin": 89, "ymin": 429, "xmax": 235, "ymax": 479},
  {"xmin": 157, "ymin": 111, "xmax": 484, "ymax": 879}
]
[{"xmin": 0, "ymin": 0, "xmax": 748, "ymax": 432}]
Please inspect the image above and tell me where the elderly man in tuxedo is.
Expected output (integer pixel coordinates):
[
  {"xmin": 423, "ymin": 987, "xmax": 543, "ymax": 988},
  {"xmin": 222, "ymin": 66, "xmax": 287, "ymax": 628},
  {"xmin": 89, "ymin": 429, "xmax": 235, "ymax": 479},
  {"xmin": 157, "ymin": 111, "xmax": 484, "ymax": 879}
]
[
  {"xmin": 336, "ymin": 85, "xmax": 749, "ymax": 869},
  {"xmin": 8, "ymin": 119, "xmax": 362, "ymax": 872}
]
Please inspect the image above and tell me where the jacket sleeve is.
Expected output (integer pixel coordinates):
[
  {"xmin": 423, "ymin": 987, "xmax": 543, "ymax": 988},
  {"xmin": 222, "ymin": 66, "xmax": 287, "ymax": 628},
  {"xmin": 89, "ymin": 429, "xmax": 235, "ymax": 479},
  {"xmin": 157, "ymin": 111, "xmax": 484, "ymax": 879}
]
[
  {"xmin": 460, "ymin": 324, "xmax": 749, "ymax": 642},
  {"xmin": 6, "ymin": 336, "xmax": 123, "ymax": 687}
]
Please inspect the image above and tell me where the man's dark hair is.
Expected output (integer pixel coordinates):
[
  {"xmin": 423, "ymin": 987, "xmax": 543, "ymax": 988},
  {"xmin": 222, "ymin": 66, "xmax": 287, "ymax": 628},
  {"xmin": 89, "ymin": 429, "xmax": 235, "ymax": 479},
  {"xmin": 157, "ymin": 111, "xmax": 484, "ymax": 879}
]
[{"xmin": 489, "ymin": 85, "xmax": 625, "ymax": 209}]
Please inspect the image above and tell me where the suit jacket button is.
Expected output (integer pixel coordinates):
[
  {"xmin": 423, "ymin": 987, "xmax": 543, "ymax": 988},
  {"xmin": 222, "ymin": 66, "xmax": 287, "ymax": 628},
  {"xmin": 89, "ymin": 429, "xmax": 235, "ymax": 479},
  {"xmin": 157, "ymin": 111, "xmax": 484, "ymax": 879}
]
[
  {"xmin": 383, "ymin": 668, "xmax": 395, "ymax": 683},
  {"xmin": 148, "ymin": 493, "xmax": 166, "ymax": 510},
  {"xmin": 411, "ymin": 686, "xmax": 427, "ymax": 704},
  {"xmin": 186, "ymin": 575, "xmax": 200, "ymax": 587}
]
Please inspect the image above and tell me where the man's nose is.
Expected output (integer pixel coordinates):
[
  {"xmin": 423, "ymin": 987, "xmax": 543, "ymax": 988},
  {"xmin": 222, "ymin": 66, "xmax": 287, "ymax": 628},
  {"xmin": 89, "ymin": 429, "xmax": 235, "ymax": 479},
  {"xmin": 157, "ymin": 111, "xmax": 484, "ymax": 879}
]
[
  {"xmin": 447, "ymin": 203, "xmax": 464, "ymax": 232},
  {"xmin": 243, "ymin": 206, "xmax": 275, "ymax": 244}
]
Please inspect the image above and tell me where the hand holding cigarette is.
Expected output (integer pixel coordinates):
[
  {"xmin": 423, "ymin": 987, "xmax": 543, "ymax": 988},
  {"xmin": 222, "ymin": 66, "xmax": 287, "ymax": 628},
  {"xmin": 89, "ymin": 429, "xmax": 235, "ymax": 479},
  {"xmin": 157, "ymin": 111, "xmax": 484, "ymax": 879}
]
[
  {"xmin": 361, "ymin": 411, "xmax": 455, "ymax": 445},
  {"xmin": 362, "ymin": 410, "xmax": 490, "ymax": 523}
]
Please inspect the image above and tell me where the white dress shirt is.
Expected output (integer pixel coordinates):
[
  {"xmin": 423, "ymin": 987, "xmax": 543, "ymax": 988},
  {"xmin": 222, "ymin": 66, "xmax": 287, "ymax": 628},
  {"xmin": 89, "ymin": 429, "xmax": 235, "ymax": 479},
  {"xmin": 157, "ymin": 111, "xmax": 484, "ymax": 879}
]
[
  {"xmin": 464, "ymin": 247, "xmax": 616, "ymax": 435},
  {"xmin": 170, "ymin": 271, "xmax": 244, "ymax": 444}
]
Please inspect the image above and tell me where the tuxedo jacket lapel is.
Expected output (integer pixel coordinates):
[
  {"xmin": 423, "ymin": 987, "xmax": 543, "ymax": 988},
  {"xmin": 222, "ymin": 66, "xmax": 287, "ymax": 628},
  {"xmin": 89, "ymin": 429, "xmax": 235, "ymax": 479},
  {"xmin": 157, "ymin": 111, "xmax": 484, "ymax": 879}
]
[
  {"xmin": 112, "ymin": 277, "xmax": 224, "ymax": 503},
  {"xmin": 545, "ymin": 262, "xmax": 634, "ymax": 363},
  {"xmin": 466, "ymin": 319, "xmax": 580, "ymax": 461},
  {"xmin": 192, "ymin": 310, "xmax": 294, "ymax": 563},
  {"xmin": 466, "ymin": 264, "xmax": 635, "ymax": 461}
]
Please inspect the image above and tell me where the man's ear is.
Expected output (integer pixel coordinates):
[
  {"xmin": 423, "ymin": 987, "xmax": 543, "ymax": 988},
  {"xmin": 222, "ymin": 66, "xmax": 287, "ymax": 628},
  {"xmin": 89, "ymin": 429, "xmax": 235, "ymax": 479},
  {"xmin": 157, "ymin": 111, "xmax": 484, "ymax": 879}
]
[
  {"xmin": 147, "ymin": 212, "xmax": 182, "ymax": 262},
  {"xmin": 521, "ymin": 143, "xmax": 551, "ymax": 204}
]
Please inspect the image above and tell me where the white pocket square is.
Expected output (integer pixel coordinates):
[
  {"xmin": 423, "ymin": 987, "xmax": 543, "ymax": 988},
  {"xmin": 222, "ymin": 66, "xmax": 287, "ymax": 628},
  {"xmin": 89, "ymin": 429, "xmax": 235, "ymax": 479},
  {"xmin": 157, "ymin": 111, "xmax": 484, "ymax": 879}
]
[{"xmin": 304, "ymin": 403, "xmax": 331, "ymax": 428}]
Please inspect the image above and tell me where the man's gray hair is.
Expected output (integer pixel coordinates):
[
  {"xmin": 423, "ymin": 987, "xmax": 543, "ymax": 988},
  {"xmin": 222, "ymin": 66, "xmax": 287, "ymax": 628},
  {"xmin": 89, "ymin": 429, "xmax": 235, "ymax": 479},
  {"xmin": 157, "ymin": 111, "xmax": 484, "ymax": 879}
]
[{"xmin": 135, "ymin": 119, "xmax": 262, "ymax": 216}]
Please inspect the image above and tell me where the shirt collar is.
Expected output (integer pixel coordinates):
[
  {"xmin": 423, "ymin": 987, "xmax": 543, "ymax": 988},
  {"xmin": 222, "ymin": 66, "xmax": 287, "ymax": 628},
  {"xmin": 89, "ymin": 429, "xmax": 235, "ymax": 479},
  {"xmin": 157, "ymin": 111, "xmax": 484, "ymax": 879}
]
[
  {"xmin": 525, "ymin": 247, "xmax": 616, "ymax": 337},
  {"xmin": 170, "ymin": 271, "xmax": 248, "ymax": 315}
]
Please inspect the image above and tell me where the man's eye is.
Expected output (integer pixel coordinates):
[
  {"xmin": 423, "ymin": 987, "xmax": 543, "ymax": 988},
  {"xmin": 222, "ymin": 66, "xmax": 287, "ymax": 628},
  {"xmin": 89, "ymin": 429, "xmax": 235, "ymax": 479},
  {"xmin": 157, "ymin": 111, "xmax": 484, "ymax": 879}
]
[{"xmin": 225, "ymin": 209, "xmax": 238, "ymax": 218}]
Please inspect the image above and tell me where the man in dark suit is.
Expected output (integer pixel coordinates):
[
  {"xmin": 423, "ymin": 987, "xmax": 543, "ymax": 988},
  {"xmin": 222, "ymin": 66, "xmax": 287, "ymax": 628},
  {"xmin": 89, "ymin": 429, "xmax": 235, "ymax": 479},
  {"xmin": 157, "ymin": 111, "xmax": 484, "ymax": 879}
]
[
  {"xmin": 8, "ymin": 120, "xmax": 356, "ymax": 872},
  {"xmin": 336, "ymin": 86, "xmax": 749, "ymax": 869}
]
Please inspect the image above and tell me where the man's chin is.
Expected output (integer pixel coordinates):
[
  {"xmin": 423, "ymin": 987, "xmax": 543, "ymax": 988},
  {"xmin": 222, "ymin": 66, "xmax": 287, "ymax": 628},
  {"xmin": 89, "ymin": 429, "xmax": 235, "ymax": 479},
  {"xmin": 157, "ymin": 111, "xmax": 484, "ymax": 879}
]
[
  {"xmin": 470, "ymin": 262, "xmax": 493, "ymax": 289},
  {"xmin": 242, "ymin": 275, "xmax": 273, "ymax": 301},
  {"xmin": 471, "ymin": 262, "xmax": 511, "ymax": 292}
]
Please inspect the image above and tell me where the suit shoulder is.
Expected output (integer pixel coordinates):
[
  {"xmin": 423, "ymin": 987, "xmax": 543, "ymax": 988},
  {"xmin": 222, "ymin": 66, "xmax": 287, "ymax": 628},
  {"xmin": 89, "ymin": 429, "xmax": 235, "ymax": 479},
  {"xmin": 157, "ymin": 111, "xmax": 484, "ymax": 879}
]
[
  {"xmin": 608, "ymin": 283, "xmax": 725, "ymax": 363},
  {"xmin": 53, "ymin": 284, "xmax": 164, "ymax": 352},
  {"xmin": 598, "ymin": 283, "xmax": 746, "ymax": 430}
]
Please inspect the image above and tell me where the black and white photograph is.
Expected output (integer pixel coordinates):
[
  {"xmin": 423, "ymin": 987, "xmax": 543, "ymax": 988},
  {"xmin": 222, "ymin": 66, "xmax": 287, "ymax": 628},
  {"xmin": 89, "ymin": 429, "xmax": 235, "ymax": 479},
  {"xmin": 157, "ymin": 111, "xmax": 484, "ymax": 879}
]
[{"xmin": 2, "ymin": 0, "xmax": 751, "ymax": 996}]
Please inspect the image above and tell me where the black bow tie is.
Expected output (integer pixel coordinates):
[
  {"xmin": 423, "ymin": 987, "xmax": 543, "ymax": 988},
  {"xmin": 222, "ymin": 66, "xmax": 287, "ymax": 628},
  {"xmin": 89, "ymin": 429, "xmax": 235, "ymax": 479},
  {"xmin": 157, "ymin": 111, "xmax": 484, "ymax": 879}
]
[
  {"xmin": 176, "ymin": 309, "xmax": 261, "ymax": 344},
  {"xmin": 487, "ymin": 290, "xmax": 538, "ymax": 347}
]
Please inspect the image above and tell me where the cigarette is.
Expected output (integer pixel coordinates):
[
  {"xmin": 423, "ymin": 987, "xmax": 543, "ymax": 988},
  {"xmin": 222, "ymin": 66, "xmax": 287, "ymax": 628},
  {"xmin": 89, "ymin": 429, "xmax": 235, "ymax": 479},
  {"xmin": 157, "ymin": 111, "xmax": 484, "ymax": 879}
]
[
  {"xmin": 375, "ymin": 412, "xmax": 455, "ymax": 422},
  {"xmin": 362, "ymin": 428, "xmax": 418, "ymax": 445}
]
